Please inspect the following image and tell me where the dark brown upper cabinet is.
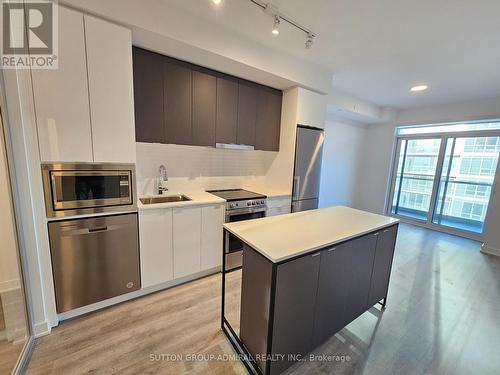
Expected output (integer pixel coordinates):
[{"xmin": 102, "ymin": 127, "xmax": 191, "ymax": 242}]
[
  {"xmin": 255, "ymin": 86, "xmax": 282, "ymax": 151},
  {"xmin": 132, "ymin": 47, "xmax": 282, "ymax": 150},
  {"xmin": 216, "ymin": 74, "xmax": 238, "ymax": 145},
  {"xmin": 237, "ymin": 80, "xmax": 258, "ymax": 146},
  {"xmin": 132, "ymin": 48, "xmax": 164, "ymax": 143},
  {"xmin": 164, "ymin": 57, "xmax": 192, "ymax": 145},
  {"xmin": 192, "ymin": 66, "xmax": 217, "ymax": 146}
]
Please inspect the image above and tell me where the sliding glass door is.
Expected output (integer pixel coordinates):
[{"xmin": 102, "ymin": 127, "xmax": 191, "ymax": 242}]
[
  {"xmin": 390, "ymin": 138, "xmax": 442, "ymax": 221},
  {"xmin": 389, "ymin": 126, "xmax": 500, "ymax": 238},
  {"xmin": 432, "ymin": 136, "xmax": 500, "ymax": 233}
]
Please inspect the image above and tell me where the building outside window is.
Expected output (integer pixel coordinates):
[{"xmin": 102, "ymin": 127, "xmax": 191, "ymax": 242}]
[{"xmin": 389, "ymin": 121, "xmax": 500, "ymax": 236}]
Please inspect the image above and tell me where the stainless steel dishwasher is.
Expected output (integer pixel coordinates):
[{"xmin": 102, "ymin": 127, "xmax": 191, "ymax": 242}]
[{"xmin": 49, "ymin": 213, "xmax": 141, "ymax": 313}]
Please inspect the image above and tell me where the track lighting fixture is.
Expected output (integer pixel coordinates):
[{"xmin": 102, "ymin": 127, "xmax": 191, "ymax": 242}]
[
  {"xmin": 272, "ymin": 15, "xmax": 280, "ymax": 35},
  {"xmin": 248, "ymin": 0, "xmax": 317, "ymax": 49},
  {"xmin": 305, "ymin": 33, "xmax": 314, "ymax": 49}
]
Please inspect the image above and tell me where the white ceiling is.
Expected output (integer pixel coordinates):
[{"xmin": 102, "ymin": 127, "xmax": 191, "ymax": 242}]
[{"xmin": 168, "ymin": 0, "xmax": 500, "ymax": 109}]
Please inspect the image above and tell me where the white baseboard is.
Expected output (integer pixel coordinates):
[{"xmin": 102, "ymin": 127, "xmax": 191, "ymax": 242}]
[
  {"xmin": 33, "ymin": 321, "xmax": 51, "ymax": 337},
  {"xmin": 481, "ymin": 243, "xmax": 500, "ymax": 257},
  {"xmin": 57, "ymin": 267, "xmax": 220, "ymax": 322},
  {"xmin": 0, "ymin": 279, "xmax": 20, "ymax": 294}
]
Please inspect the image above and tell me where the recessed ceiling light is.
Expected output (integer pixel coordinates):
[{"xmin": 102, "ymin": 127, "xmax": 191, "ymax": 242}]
[
  {"xmin": 410, "ymin": 84, "xmax": 428, "ymax": 92},
  {"xmin": 212, "ymin": 0, "xmax": 221, "ymax": 5},
  {"xmin": 272, "ymin": 16, "xmax": 280, "ymax": 35}
]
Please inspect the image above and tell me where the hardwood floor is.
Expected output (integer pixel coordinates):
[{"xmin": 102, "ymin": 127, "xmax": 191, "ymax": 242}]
[
  {"xmin": 0, "ymin": 340, "xmax": 24, "ymax": 375},
  {"xmin": 26, "ymin": 223, "xmax": 500, "ymax": 375}
]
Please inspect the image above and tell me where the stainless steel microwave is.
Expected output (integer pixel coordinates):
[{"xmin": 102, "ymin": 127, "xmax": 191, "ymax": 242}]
[{"xmin": 42, "ymin": 163, "xmax": 137, "ymax": 218}]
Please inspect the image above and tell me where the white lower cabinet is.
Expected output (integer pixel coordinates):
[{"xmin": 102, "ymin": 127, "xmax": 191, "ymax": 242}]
[
  {"xmin": 201, "ymin": 205, "xmax": 225, "ymax": 270},
  {"xmin": 173, "ymin": 206, "xmax": 202, "ymax": 279},
  {"xmin": 139, "ymin": 203, "xmax": 225, "ymax": 288},
  {"xmin": 139, "ymin": 209, "xmax": 173, "ymax": 288}
]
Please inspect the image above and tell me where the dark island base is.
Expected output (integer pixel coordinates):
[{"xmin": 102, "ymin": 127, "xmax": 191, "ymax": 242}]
[{"xmin": 221, "ymin": 224, "xmax": 398, "ymax": 375}]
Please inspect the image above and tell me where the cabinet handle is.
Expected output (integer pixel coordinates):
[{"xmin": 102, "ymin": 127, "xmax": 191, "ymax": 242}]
[
  {"xmin": 327, "ymin": 247, "xmax": 337, "ymax": 252},
  {"xmin": 374, "ymin": 232, "xmax": 379, "ymax": 236},
  {"xmin": 311, "ymin": 253, "xmax": 320, "ymax": 257},
  {"xmin": 383, "ymin": 229, "xmax": 389, "ymax": 233}
]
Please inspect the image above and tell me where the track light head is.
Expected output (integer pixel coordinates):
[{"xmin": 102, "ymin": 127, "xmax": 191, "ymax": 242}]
[
  {"xmin": 305, "ymin": 33, "xmax": 314, "ymax": 49},
  {"xmin": 272, "ymin": 15, "xmax": 280, "ymax": 35}
]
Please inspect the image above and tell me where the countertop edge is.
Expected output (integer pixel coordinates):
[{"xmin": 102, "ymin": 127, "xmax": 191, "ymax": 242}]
[{"xmin": 223, "ymin": 220, "xmax": 399, "ymax": 263}]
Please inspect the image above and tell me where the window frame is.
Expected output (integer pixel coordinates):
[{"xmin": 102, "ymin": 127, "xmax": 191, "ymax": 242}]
[{"xmin": 386, "ymin": 125, "xmax": 500, "ymax": 241}]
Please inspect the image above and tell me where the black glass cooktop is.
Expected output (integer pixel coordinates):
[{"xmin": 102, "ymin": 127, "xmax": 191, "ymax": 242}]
[{"xmin": 206, "ymin": 189, "xmax": 266, "ymax": 202}]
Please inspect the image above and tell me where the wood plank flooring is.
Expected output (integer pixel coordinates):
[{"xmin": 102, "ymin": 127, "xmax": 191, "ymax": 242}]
[
  {"xmin": 0, "ymin": 340, "xmax": 24, "ymax": 375},
  {"xmin": 25, "ymin": 224, "xmax": 500, "ymax": 375}
]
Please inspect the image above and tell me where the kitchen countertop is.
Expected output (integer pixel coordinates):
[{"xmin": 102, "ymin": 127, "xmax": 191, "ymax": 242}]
[
  {"xmin": 223, "ymin": 206, "xmax": 399, "ymax": 263},
  {"xmin": 138, "ymin": 190, "xmax": 226, "ymax": 210}
]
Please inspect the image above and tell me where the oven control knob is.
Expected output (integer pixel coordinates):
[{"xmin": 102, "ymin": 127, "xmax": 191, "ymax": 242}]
[
  {"xmin": 229, "ymin": 203, "xmax": 235, "ymax": 208},
  {"xmin": 252, "ymin": 201, "xmax": 257, "ymax": 205},
  {"xmin": 247, "ymin": 202, "xmax": 251, "ymax": 206}
]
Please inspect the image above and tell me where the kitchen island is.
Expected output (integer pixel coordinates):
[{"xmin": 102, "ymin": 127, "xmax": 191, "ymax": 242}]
[{"xmin": 221, "ymin": 206, "xmax": 399, "ymax": 374}]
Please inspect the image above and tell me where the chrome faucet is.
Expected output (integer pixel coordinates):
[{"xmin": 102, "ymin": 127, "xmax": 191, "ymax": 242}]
[{"xmin": 157, "ymin": 165, "xmax": 168, "ymax": 195}]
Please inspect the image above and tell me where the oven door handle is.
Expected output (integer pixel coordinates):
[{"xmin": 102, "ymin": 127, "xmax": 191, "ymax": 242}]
[{"xmin": 226, "ymin": 206, "xmax": 267, "ymax": 217}]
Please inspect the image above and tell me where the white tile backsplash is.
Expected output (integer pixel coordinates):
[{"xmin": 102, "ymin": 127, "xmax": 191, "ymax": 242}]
[{"xmin": 136, "ymin": 143, "xmax": 277, "ymax": 195}]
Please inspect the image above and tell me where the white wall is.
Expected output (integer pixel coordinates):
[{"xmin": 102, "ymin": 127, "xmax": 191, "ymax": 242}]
[
  {"xmin": 136, "ymin": 143, "xmax": 273, "ymax": 195},
  {"xmin": 319, "ymin": 118, "xmax": 367, "ymax": 208},
  {"xmin": 0, "ymin": 113, "xmax": 20, "ymax": 291},
  {"xmin": 354, "ymin": 122, "xmax": 397, "ymax": 214}
]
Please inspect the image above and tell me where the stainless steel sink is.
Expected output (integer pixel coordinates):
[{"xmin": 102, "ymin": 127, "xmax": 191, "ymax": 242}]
[{"xmin": 139, "ymin": 195, "xmax": 191, "ymax": 205}]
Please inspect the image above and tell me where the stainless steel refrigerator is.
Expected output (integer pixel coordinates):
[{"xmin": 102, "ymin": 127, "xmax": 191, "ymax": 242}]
[{"xmin": 291, "ymin": 126, "xmax": 325, "ymax": 212}]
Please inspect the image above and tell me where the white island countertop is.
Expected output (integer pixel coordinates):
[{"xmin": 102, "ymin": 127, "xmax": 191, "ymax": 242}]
[{"xmin": 223, "ymin": 206, "xmax": 399, "ymax": 263}]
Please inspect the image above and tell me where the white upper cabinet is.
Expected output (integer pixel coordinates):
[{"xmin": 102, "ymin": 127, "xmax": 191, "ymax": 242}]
[
  {"xmin": 296, "ymin": 88, "xmax": 327, "ymax": 129},
  {"xmin": 173, "ymin": 206, "xmax": 202, "ymax": 279},
  {"xmin": 31, "ymin": 6, "xmax": 93, "ymax": 162},
  {"xmin": 84, "ymin": 15, "xmax": 136, "ymax": 163},
  {"xmin": 201, "ymin": 204, "xmax": 224, "ymax": 270},
  {"xmin": 31, "ymin": 5, "xmax": 136, "ymax": 163}
]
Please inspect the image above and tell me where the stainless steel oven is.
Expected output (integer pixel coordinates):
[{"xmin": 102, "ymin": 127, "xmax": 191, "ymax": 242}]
[
  {"xmin": 42, "ymin": 163, "xmax": 137, "ymax": 218},
  {"xmin": 224, "ymin": 200, "xmax": 267, "ymax": 271}
]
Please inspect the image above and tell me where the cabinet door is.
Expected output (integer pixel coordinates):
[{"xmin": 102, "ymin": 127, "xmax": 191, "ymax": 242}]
[
  {"xmin": 368, "ymin": 225, "xmax": 398, "ymax": 307},
  {"xmin": 236, "ymin": 80, "xmax": 258, "ymax": 146},
  {"xmin": 192, "ymin": 67, "xmax": 216, "ymax": 146},
  {"xmin": 344, "ymin": 233, "xmax": 377, "ymax": 324},
  {"xmin": 84, "ymin": 15, "xmax": 136, "ymax": 163},
  {"xmin": 271, "ymin": 252, "xmax": 320, "ymax": 375},
  {"xmin": 313, "ymin": 243, "xmax": 351, "ymax": 346},
  {"xmin": 31, "ymin": 6, "xmax": 93, "ymax": 162},
  {"xmin": 216, "ymin": 74, "xmax": 238, "ymax": 144},
  {"xmin": 255, "ymin": 86, "xmax": 282, "ymax": 151},
  {"xmin": 133, "ymin": 47, "xmax": 164, "ymax": 143},
  {"xmin": 164, "ymin": 58, "xmax": 192, "ymax": 145},
  {"xmin": 201, "ymin": 204, "xmax": 224, "ymax": 270},
  {"xmin": 173, "ymin": 206, "xmax": 201, "ymax": 278},
  {"xmin": 139, "ymin": 209, "xmax": 173, "ymax": 288}
]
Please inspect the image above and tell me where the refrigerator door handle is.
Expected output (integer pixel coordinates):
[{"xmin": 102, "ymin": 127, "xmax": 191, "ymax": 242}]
[{"xmin": 293, "ymin": 176, "xmax": 300, "ymax": 200}]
